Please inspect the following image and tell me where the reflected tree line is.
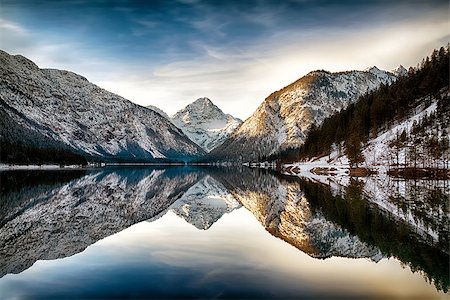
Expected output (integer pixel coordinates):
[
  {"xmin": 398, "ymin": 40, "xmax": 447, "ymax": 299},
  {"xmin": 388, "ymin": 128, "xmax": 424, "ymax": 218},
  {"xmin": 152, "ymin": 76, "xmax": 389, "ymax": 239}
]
[{"xmin": 295, "ymin": 177, "xmax": 449, "ymax": 293}]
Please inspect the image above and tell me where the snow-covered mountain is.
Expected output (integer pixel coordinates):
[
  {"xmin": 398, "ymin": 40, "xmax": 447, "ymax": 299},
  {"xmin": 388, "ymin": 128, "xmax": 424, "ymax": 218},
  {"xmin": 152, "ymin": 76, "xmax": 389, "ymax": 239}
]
[
  {"xmin": 0, "ymin": 50, "xmax": 204, "ymax": 162},
  {"xmin": 209, "ymin": 67, "xmax": 397, "ymax": 161},
  {"xmin": 171, "ymin": 97, "xmax": 242, "ymax": 152},
  {"xmin": 170, "ymin": 175, "xmax": 241, "ymax": 229}
]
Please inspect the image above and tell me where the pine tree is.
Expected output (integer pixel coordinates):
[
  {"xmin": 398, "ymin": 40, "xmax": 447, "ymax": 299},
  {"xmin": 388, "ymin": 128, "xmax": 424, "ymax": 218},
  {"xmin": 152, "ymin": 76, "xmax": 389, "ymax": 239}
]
[{"xmin": 346, "ymin": 133, "xmax": 365, "ymax": 168}]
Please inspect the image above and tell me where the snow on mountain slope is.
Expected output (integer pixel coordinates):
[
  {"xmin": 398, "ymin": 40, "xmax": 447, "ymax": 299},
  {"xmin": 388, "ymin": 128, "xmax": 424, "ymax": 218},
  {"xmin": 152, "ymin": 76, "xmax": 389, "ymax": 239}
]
[
  {"xmin": 170, "ymin": 175, "xmax": 241, "ymax": 229},
  {"xmin": 280, "ymin": 90, "xmax": 450, "ymax": 248},
  {"xmin": 0, "ymin": 50, "xmax": 204, "ymax": 161},
  {"xmin": 210, "ymin": 68, "xmax": 397, "ymax": 161},
  {"xmin": 294, "ymin": 89, "xmax": 450, "ymax": 170},
  {"xmin": 363, "ymin": 93, "xmax": 449, "ymax": 169},
  {"xmin": 147, "ymin": 105, "xmax": 171, "ymax": 121},
  {"xmin": 171, "ymin": 97, "xmax": 242, "ymax": 152}
]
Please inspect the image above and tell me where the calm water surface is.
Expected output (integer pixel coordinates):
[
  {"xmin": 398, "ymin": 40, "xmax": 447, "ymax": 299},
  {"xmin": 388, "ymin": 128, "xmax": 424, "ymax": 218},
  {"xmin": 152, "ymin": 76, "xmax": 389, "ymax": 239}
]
[{"xmin": 0, "ymin": 167, "xmax": 448, "ymax": 299}]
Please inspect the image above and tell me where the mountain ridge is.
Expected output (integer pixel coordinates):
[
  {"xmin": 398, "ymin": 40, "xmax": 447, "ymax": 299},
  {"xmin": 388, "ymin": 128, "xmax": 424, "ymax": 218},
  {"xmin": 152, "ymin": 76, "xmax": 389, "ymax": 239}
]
[
  {"xmin": 207, "ymin": 67, "xmax": 397, "ymax": 161},
  {"xmin": 0, "ymin": 50, "xmax": 205, "ymax": 163}
]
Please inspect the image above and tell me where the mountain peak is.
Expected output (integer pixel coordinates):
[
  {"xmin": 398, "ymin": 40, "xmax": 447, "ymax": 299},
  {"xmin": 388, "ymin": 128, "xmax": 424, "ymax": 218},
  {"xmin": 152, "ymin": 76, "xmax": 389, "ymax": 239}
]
[
  {"xmin": 0, "ymin": 49, "xmax": 205, "ymax": 162},
  {"xmin": 209, "ymin": 66, "xmax": 397, "ymax": 161},
  {"xmin": 391, "ymin": 65, "xmax": 407, "ymax": 77},
  {"xmin": 175, "ymin": 97, "xmax": 224, "ymax": 120},
  {"xmin": 193, "ymin": 97, "xmax": 213, "ymax": 106},
  {"xmin": 185, "ymin": 97, "xmax": 219, "ymax": 113},
  {"xmin": 364, "ymin": 66, "xmax": 381, "ymax": 73},
  {"xmin": 172, "ymin": 97, "xmax": 242, "ymax": 152}
]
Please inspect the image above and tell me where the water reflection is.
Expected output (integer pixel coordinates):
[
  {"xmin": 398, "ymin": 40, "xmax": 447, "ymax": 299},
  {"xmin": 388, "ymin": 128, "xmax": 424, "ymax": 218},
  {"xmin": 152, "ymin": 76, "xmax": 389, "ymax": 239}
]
[
  {"xmin": 0, "ymin": 167, "xmax": 201, "ymax": 276},
  {"xmin": 295, "ymin": 175, "xmax": 449, "ymax": 293},
  {"xmin": 212, "ymin": 169, "xmax": 383, "ymax": 261},
  {"xmin": 169, "ymin": 175, "xmax": 241, "ymax": 230},
  {"xmin": 0, "ymin": 167, "xmax": 448, "ymax": 298}
]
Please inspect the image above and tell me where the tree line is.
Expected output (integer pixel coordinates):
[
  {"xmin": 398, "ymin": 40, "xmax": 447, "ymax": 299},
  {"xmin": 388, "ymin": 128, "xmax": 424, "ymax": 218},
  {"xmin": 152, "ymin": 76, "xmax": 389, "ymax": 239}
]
[{"xmin": 0, "ymin": 105, "xmax": 87, "ymax": 165}]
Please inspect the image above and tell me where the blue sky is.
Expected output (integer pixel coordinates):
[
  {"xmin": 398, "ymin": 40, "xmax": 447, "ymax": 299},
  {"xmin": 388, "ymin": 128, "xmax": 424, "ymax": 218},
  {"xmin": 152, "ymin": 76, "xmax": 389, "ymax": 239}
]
[{"xmin": 1, "ymin": 0, "xmax": 448, "ymax": 119}]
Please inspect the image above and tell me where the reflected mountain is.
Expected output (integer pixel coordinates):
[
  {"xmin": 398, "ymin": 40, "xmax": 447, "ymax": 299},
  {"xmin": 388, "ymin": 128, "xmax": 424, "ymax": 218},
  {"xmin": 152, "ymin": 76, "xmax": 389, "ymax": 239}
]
[
  {"xmin": 0, "ymin": 167, "xmax": 201, "ymax": 277},
  {"xmin": 0, "ymin": 170, "xmax": 90, "ymax": 226},
  {"xmin": 170, "ymin": 175, "xmax": 241, "ymax": 230},
  {"xmin": 274, "ymin": 170, "xmax": 449, "ymax": 293},
  {"xmin": 211, "ymin": 168, "xmax": 383, "ymax": 261},
  {"xmin": 294, "ymin": 172, "xmax": 450, "ymax": 249}
]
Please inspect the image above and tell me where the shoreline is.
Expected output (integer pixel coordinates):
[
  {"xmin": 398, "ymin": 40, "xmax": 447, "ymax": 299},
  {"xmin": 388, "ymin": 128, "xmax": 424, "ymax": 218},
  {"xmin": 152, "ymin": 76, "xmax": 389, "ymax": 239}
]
[
  {"xmin": 0, "ymin": 164, "xmax": 90, "ymax": 171},
  {"xmin": 278, "ymin": 163, "xmax": 449, "ymax": 180},
  {"xmin": 1, "ymin": 163, "xmax": 449, "ymax": 180}
]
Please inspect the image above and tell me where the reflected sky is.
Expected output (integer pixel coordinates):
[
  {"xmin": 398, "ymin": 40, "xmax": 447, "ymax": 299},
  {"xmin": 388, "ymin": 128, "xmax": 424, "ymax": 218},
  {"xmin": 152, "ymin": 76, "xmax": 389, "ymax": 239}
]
[{"xmin": 1, "ymin": 208, "xmax": 445, "ymax": 299}]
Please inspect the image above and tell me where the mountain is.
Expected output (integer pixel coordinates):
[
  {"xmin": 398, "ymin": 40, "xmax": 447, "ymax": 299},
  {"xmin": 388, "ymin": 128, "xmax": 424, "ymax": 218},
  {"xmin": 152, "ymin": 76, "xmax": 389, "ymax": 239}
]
[
  {"xmin": 212, "ymin": 168, "xmax": 383, "ymax": 261},
  {"xmin": 0, "ymin": 106, "xmax": 88, "ymax": 164},
  {"xmin": 171, "ymin": 97, "xmax": 242, "ymax": 152},
  {"xmin": 284, "ymin": 46, "xmax": 449, "ymax": 167},
  {"xmin": 0, "ymin": 50, "xmax": 204, "ymax": 163},
  {"xmin": 208, "ymin": 67, "xmax": 396, "ymax": 161}
]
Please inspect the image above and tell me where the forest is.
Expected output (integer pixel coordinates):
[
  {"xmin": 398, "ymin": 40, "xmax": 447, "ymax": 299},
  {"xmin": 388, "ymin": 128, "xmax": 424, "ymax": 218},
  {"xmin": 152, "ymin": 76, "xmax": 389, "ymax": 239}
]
[{"xmin": 0, "ymin": 105, "xmax": 88, "ymax": 165}]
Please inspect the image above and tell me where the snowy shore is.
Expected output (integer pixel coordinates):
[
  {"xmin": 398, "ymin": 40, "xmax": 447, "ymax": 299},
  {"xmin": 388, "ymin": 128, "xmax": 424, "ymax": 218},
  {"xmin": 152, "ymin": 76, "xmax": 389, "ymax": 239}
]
[{"xmin": 0, "ymin": 164, "xmax": 94, "ymax": 171}]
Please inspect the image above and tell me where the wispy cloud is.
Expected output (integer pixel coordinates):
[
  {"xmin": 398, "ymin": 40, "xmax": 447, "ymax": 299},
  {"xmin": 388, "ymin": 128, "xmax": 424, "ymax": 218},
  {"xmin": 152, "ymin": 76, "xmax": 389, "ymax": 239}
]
[
  {"xmin": 103, "ymin": 12, "xmax": 449, "ymax": 119},
  {"xmin": 0, "ymin": 18, "xmax": 26, "ymax": 34},
  {"xmin": 1, "ymin": 1, "xmax": 448, "ymax": 119}
]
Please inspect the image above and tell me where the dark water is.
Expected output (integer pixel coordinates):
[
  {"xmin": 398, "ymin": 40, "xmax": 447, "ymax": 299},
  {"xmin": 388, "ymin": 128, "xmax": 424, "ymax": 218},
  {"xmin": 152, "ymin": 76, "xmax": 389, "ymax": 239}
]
[{"xmin": 0, "ymin": 167, "xmax": 448, "ymax": 299}]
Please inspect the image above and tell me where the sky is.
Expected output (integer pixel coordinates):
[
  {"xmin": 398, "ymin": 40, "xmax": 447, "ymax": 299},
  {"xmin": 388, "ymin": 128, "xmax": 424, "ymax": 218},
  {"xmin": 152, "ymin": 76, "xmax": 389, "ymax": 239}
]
[{"xmin": 1, "ymin": 0, "xmax": 448, "ymax": 120}]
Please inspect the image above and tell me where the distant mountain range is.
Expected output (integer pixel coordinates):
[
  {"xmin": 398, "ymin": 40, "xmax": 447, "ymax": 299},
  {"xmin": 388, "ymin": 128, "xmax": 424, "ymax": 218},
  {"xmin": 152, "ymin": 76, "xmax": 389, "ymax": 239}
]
[
  {"xmin": 0, "ymin": 50, "xmax": 204, "ymax": 163},
  {"xmin": 0, "ymin": 49, "xmax": 415, "ymax": 164}
]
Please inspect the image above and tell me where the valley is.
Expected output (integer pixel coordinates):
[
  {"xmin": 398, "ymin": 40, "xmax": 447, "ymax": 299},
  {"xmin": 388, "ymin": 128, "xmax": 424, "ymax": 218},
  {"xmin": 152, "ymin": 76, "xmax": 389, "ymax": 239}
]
[{"xmin": 1, "ymin": 46, "xmax": 448, "ymax": 176}]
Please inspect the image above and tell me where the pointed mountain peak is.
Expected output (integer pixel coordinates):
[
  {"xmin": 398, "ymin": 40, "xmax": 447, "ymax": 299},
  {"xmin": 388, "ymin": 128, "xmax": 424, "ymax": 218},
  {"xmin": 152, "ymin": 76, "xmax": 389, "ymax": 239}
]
[
  {"xmin": 187, "ymin": 97, "xmax": 219, "ymax": 112},
  {"xmin": 171, "ymin": 97, "xmax": 242, "ymax": 152},
  {"xmin": 364, "ymin": 66, "xmax": 381, "ymax": 73},
  {"xmin": 175, "ymin": 97, "xmax": 224, "ymax": 118},
  {"xmin": 193, "ymin": 97, "xmax": 213, "ymax": 105},
  {"xmin": 391, "ymin": 65, "xmax": 407, "ymax": 77}
]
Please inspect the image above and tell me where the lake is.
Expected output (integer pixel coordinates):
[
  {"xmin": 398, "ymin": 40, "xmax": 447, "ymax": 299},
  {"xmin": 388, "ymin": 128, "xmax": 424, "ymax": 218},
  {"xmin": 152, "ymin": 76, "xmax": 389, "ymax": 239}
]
[{"xmin": 0, "ymin": 167, "xmax": 448, "ymax": 299}]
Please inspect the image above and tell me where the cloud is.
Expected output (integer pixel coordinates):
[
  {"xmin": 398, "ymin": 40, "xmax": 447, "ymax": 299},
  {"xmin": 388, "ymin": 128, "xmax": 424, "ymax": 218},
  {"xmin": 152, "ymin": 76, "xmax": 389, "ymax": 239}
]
[
  {"xmin": 106, "ymin": 10, "xmax": 446, "ymax": 120},
  {"xmin": 0, "ymin": 18, "xmax": 26, "ymax": 34},
  {"xmin": 1, "ymin": 1, "xmax": 448, "ymax": 120}
]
